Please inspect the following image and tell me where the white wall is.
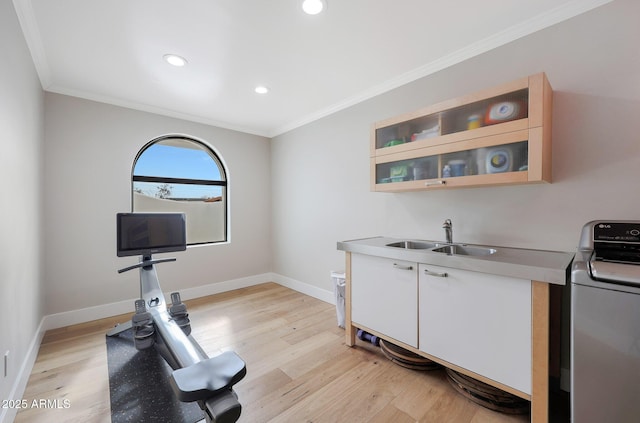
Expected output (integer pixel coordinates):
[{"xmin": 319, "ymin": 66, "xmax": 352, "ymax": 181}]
[
  {"xmin": 43, "ymin": 94, "xmax": 272, "ymax": 315},
  {"xmin": 0, "ymin": 0, "xmax": 45, "ymax": 420},
  {"xmin": 271, "ymin": 0, "xmax": 640, "ymax": 293},
  {"xmin": 270, "ymin": 0, "xmax": 640, "ymax": 382}
]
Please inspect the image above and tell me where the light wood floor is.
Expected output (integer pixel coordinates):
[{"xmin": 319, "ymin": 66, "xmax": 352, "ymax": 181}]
[{"xmin": 15, "ymin": 283, "xmax": 532, "ymax": 423}]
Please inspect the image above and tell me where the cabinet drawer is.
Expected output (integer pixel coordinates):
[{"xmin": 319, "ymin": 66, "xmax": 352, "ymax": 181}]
[
  {"xmin": 351, "ymin": 254, "xmax": 418, "ymax": 347},
  {"xmin": 419, "ymin": 264, "xmax": 532, "ymax": 394}
]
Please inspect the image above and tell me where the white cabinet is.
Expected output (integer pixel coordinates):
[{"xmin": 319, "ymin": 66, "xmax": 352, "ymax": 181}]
[
  {"xmin": 351, "ymin": 254, "xmax": 418, "ymax": 347},
  {"xmin": 419, "ymin": 264, "xmax": 532, "ymax": 394}
]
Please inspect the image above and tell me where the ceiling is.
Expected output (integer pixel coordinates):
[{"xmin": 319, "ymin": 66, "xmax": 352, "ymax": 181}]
[{"xmin": 13, "ymin": 0, "xmax": 611, "ymax": 137}]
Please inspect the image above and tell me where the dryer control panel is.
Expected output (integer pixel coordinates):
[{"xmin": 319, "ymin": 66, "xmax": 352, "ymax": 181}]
[
  {"xmin": 594, "ymin": 222, "xmax": 640, "ymax": 244},
  {"xmin": 583, "ymin": 221, "xmax": 640, "ymax": 284}
]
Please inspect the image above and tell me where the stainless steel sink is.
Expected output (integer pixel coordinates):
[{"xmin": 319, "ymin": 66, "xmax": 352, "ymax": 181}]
[
  {"xmin": 386, "ymin": 241, "xmax": 442, "ymax": 250},
  {"xmin": 432, "ymin": 245, "xmax": 497, "ymax": 256}
]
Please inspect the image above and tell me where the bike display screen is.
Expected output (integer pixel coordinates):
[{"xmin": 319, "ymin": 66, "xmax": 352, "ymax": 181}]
[{"xmin": 116, "ymin": 213, "xmax": 186, "ymax": 257}]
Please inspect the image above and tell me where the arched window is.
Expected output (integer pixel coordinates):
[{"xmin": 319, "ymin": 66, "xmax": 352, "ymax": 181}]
[{"xmin": 132, "ymin": 135, "xmax": 227, "ymax": 245}]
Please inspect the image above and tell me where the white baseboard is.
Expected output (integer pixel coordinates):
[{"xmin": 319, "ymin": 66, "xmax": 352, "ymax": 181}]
[
  {"xmin": 42, "ymin": 273, "xmax": 274, "ymax": 331},
  {"xmin": 40, "ymin": 272, "xmax": 333, "ymax": 332},
  {"xmin": 42, "ymin": 297, "xmax": 134, "ymax": 332},
  {"xmin": 2, "ymin": 272, "xmax": 331, "ymax": 423},
  {"xmin": 179, "ymin": 273, "xmax": 273, "ymax": 302},
  {"xmin": 0, "ymin": 318, "xmax": 46, "ymax": 423},
  {"xmin": 271, "ymin": 273, "xmax": 335, "ymax": 305}
]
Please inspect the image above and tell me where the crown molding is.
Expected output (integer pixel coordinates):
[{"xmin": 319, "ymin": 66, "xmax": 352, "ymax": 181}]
[
  {"xmin": 270, "ymin": 0, "xmax": 614, "ymax": 137},
  {"xmin": 12, "ymin": 0, "xmax": 613, "ymax": 139}
]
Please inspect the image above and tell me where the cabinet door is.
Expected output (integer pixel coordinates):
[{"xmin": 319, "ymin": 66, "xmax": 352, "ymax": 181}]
[
  {"xmin": 373, "ymin": 136, "xmax": 531, "ymax": 192},
  {"xmin": 351, "ymin": 254, "xmax": 418, "ymax": 347},
  {"xmin": 419, "ymin": 264, "xmax": 532, "ymax": 394}
]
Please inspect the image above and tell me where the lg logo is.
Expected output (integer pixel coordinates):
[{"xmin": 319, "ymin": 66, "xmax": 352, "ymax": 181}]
[{"xmin": 598, "ymin": 224, "xmax": 611, "ymax": 229}]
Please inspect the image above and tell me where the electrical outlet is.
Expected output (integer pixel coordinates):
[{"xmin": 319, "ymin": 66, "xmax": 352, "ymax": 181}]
[{"xmin": 4, "ymin": 351, "xmax": 8, "ymax": 377}]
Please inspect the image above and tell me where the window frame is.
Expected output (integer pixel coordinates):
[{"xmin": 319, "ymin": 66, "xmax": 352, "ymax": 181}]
[{"xmin": 131, "ymin": 135, "xmax": 228, "ymax": 246}]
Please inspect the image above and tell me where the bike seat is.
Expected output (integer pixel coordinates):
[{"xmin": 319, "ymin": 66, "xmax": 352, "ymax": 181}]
[{"xmin": 169, "ymin": 351, "xmax": 246, "ymax": 402}]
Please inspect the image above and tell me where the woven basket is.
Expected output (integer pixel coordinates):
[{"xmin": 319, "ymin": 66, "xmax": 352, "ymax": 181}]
[
  {"xmin": 379, "ymin": 339, "xmax": 442, "ymax": 371},
  {"xmin": 445, "ymin": 368, "xmax": 530, "ymax": 414}
]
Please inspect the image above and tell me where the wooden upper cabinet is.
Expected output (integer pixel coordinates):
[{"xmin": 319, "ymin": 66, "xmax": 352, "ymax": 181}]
[{"xmin": 371, "ymin": 73, "xmax": 552, "ymax": 192}]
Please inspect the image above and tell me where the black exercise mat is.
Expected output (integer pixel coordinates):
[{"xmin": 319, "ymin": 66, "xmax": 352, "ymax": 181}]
[{"xmin": 106, "ymin": 328, "xmax": 205, "ymax": 423}]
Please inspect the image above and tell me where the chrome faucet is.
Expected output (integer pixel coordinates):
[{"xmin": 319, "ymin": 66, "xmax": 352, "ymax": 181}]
[{"xmin": 442, "ymin": 219, "xmax": 453, "ymax": 244}]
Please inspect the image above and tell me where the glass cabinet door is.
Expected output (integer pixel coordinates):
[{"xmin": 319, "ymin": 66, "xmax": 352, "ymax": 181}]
[
  {"xmin": 375, "ymin": 141, "xmax": 529, "ymax": 186},
  {"xmin": 374, "ymin": 89, "xmax": 529, "ymax": 152}
]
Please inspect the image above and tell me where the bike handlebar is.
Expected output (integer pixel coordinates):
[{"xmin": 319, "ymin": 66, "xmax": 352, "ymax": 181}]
[{"xmin": 117, "ymin": 257, "xmax": 177, "ymax": 274}]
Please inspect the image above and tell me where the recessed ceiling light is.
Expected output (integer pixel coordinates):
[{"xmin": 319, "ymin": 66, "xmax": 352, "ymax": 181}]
[
  {"xmin": 302, "ymin": 0, "xmax": 326, "ymax": 15},
  {"xmin": 255, "ymin": 86, "xmax": 269, "ymax": 94},
  {"xmin": 163, "ymin": 54, "xmax": 187, "ymax": 67}
]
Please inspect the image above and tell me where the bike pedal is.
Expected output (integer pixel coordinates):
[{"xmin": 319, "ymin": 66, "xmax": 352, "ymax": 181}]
[
  {"xmin": 169, "ymin": 292, "xmax": 191, "ymax": 336},
  {"xmin": 132, "ymin": 299, "xmax": 155, "ymax": 350}
]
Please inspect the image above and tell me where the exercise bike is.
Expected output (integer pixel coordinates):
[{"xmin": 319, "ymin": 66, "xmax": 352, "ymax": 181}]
[{"xmin": 107, "ymin": 213, "xmax": 246, "ymax": 423}]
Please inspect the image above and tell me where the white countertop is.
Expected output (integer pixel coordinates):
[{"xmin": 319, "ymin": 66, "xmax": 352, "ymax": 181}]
[{"xmin": 337, "ymin": 236, "xmax": 574, "ymax": 285}]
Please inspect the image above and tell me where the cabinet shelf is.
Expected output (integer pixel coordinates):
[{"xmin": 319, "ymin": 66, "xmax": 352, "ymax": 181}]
[{"xmin": 371, "ymin": 73, "xmax": 552, "ymax": 191}]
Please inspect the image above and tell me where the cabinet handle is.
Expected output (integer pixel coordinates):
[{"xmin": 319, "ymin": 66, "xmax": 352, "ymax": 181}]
[
  {"xmin": 423, "ymin": 269, "xmax": 448, "ymax": 277},
  {"xmin": 425, "ymin": 180, "xmax": 446, "ymax": 187},
  {"xmin": 393, "ymin": 263, "xmax": 413, "ymax": 271}
]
